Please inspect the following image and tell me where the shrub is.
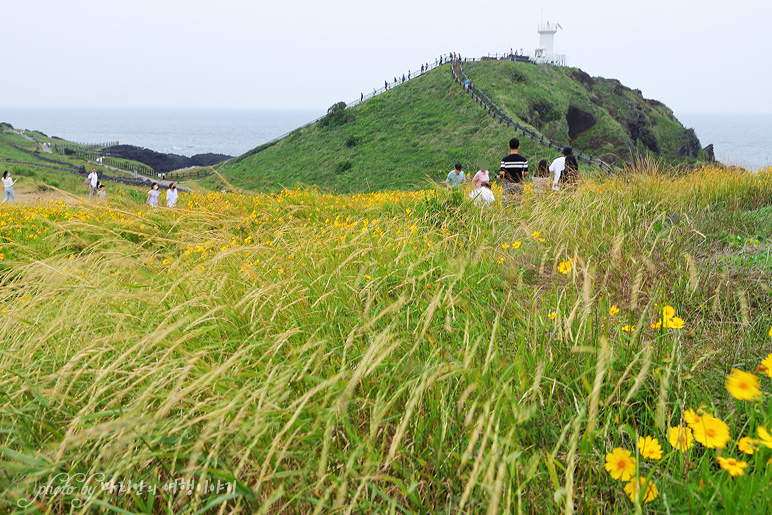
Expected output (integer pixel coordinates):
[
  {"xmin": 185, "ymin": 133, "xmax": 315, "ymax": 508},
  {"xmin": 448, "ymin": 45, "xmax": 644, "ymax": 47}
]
[
  {"xmin": 319, "ymin": 102, "xmax": 352, "ymax": 128},
  {"xmin": 335, "ymin": 161, "xmax": 353, "ymax": 174}
]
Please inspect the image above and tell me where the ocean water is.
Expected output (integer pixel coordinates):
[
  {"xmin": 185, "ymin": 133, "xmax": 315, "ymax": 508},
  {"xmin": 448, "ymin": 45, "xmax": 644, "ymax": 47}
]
[
  {"xmin": 678, "ymin": 113, "xmax": 772, "ymax": 171},
  {"xmin": 0, "ymin": 108, "xmax": 323, "ymax": 158},
  {"xmin": 1, "ymin": 108, "xmax": 769, "ymax": 171}
]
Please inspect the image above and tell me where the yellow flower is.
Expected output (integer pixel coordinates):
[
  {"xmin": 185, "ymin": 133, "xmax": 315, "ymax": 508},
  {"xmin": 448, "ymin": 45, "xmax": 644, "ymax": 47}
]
[
  {"xmin": 609, "ymin": 305, "xmax": 620, "ymax": 316},
  {"xmin": 501, "ymin": 243, "xmax": 510, "ymax": 249},
  {"xmin": 769, "ymin": 325, "xmax": 772, "ymax": 339},
  {"xmin": 668, "ymin": 425, "xmax": 694, "ymax": 452},
  {"xmin": 622, "ymin": 325, "xmax": 635, "ymax": 332},
  {"xmin": 737, "ymin": 436, "xmax": 757, "ymax": 455},
  {"xmin": 757, "ymin": 353, "xmax": 772, "ymax": 378},
  {"xmin": 716, "ymin": 456, "xmax": 747, "ymax": 477},
  {"xmin": 538, "ymin": 237, "xmax": 546, "ymax": 242},
  {"xmin": 162, "ymin": 258, "xmax": 171, "ymax": 266},
  {"xmin": 497, "ymin": 257, "xmax": 505, "ymax": 264},
  {"xmin": 664, "ymin": 315, "xmax": 685, "ymax": 329},
  {"xmin": 757, "ymin": 427, "xmax": 772, "ymax": 449},
  {"xmin": 558, "ymin": 261, "xmax": 572, "ymax": 274},
  {"xmin": 638, "ymin": 436, "xmax": 663, "ymax": 460},
  {"xmin": 512, "ymin": 241, "xmax": 521, "ymax": 249},
  {"xmin": 548, "ymin": 312, "xmax": 557, "ymax": 320},
  {"xmin": 691, "ymin": 414, "xmax": 731, "ymax": 449},
  {"xmin": 683, "ymin": 409, "xmax": 701, "ymax": 426},
  {"xmin": 531, "ymin": 231, "xmax": 540, "ymax": 239},
  {"xmin": 726, "ymin": 369, "xmax": 761, "ymax": 401},
  {"xmin": 364, "ymin": 275, "xmax": 372, "ymax": 280},
  {"xmin": 624, "ymin": 477, "xmax": 657, "ymax": 504},
  {"xmin": 605, "ymin": 448, "xmax": 636, "ymax": 481},
  {"xmin": 656, "ymin": 304, "xmax": 685, "ymax": 329}
]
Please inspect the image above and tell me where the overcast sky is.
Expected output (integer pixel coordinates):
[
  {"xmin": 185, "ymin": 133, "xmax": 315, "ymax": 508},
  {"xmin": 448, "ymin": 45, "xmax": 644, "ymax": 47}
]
[{"xmin": 2, "ymin": 0, "xmax": 770, "ymax": 114}]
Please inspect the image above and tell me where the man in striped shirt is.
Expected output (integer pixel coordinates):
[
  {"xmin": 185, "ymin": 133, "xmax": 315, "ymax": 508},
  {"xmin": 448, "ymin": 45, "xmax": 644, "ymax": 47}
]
[{"xmin": 499, "ymin": 138, "xmax": 529, "ymax": 206}]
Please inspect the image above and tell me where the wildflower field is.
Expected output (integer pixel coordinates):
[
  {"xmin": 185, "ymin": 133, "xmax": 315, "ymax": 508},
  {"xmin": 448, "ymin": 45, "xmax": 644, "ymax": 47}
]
[{"xmin": 1, "ymin": 165, "xmax": 772, "ymax": 513}]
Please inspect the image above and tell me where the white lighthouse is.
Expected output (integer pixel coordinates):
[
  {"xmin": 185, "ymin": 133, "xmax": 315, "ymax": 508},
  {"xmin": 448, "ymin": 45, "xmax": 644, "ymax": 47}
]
[{"xmin": 534, "ymin": 21, "xmax": 566, "ymax": 66}]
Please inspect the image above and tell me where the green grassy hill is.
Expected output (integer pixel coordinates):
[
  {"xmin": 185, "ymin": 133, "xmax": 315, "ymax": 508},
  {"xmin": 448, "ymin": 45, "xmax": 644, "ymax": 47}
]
[
  {"xmin": 218, "ymin": 61, "xmax": 707, "ymax": 193},
  {"xmin": 462, "ymin": 60, "xmax": 705, "ymax": 165},
  {"xmin": 215, "ymin": 64, "xmax": 564, "ymax": 194}
]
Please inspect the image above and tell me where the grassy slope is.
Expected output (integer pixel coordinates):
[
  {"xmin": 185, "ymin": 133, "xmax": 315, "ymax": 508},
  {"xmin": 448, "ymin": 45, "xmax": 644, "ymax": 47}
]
[
  {"xmin": 462, "ymin": 60, "xmax": 706, "ymax": 165},
  {"xmin": 216, "ymin": 64, "xmax": 560, "ymax": 194},
  {"xmin": 0, "ymin": 127, "xmax": 156, "ymax": 200},
  {"xmin": 1, "ymin": 166, "xmax": 771, "ymax": 513}
]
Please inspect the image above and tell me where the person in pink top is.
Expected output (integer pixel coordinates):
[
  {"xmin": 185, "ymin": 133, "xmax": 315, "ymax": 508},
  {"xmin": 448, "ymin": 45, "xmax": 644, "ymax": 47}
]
[
  {"xmin": 471, "ymin": 166, "xmax": 491, "ymax": 189},
  {"xmin": 147, "ymin": 182, "xmax": 160, "ymax": 207}
]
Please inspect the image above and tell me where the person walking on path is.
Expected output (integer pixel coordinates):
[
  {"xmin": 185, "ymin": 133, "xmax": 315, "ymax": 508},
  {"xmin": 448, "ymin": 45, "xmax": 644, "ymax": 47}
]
[
  {"xmin": 445, "ymin": 163, "xmax": 467, "ymax": 190},
  {"xmin": 147, "ymin": 182, "xmax": 160, "ymax": 207},
  {"xmin": 499, "ymin": 138, "xmax": 529, "ymax": 206},
  {"xmin": 166, "ymin": 183, "xmax": 178, "ymax": 208},
  {"xmin": 549, "ymin": 147, "xmax": 578, "ymax": 190},
  {"xmin": 2, "ymin": 171, "xmax": 16, "ymax": 204},
  {"xmin": 87, "ymin": 168, "xmax": 99, "ymax": 200}
]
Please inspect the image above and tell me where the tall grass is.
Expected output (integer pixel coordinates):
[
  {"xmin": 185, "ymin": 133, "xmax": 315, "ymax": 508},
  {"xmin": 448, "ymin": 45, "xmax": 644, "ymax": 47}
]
[{"xmin": 1, "ymin": 165, "xmax": 771, "ymax": 513}]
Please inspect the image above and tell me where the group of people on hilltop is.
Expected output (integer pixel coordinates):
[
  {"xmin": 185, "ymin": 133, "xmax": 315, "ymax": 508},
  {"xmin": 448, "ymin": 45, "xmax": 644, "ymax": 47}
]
[
  {"xmin": 85, "ymin": 168, "xmax": 179, "ymax": 207},
  {"xmin": 445, "ymin": 138, "xmax": 579, "ymax": 207},
  {"xmin": 374, "ymin": 53, "xmax": 463, "ymax": 96}
]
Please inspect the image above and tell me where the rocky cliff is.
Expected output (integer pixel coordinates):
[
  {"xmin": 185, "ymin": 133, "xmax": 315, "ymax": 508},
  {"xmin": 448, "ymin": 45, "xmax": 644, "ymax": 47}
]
[{"xmin": 102, "ymin": 145, "xmax": 230, "ymax": 173}]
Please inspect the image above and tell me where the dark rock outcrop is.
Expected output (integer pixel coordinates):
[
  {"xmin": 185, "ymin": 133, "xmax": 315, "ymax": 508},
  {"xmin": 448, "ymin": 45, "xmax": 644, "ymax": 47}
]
[
  {"xmin": 675, "ymin": 129, "xmax": 701, "ymax": 158},
  {"xmin": 102, "ymin": 145, "xmax": 231, "ymax": 173},
  {"xmin": 704, "ymin": 143, "xmax": 715, "ymax": 161},
  {"xmin": 626, "ymin": 108, "xmax": 660, "ymax": 153},
  {"xmin": 571, "ymin": 70, "xmax": 594, "ymax": 88},
  {"xmin": 566, "ymin": 105, "xmax": 596, "ymax": 141}
]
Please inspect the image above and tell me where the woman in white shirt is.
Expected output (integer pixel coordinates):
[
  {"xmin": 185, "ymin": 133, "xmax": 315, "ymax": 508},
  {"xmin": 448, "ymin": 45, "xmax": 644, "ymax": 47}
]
[
  {"xmin": 2, "ymin": 171, "xmax": 16, "ymax": 204},
  {"xmin": 147, "ymin": 182, "xmax": 160, "ymax": 207},
  {"xmin": 166, "ymin": 183, "xmax": 178, "ymax": 208}
]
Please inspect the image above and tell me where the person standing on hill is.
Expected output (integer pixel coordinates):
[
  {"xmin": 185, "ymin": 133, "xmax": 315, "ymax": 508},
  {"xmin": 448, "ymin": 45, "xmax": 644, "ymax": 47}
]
[
  {"xmin": 2, "ymin": 171, "xmax": 16, "ymax": 204},
  {"xmin": 499, "ymin": 138, "xmax": 528, "ymax": 206},
  {"xmin": 549, "ymin": 147, "xmax": 578, "ymax": 190},
  {"xmin": 96, "ymin": 183, "xmax": 106, "ymax": 203},
  {"xmin": 564, "ymin": 151, "xmax": 579, "ymax": 186},
  {"xmin": 166, "ymin": 183, "xmax": 178, "ymax": 208},
  {"xmin": 87, "ymin": 168, "xmax": 99, "ymax": 200},
  {"xmin": 471, "ymin": 166, "xmax": 491, "ymax": 189},
  {"xmin": 147, "ymin": 182, "xmax": 160, "ymax": 207},
  {"xmin": 445, "ymin": 163, "xmax": 466, "ymax": 190}
]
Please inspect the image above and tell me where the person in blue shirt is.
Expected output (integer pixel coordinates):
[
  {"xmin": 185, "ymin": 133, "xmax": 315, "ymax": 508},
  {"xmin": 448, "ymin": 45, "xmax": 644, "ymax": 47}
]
[{"xmin": 445, "ymin": 163, "xmax": 466, "ymax": 190}]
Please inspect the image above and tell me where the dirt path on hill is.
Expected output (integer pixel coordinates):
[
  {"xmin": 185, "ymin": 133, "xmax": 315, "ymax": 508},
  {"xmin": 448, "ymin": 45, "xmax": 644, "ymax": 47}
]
[
  {"xmin": 6, "ymin": 187, "xmax": 84, "ymax": 206},
  {"xmin": 10, "ymin": 130, "xmax": 34, "ymax": 142}
]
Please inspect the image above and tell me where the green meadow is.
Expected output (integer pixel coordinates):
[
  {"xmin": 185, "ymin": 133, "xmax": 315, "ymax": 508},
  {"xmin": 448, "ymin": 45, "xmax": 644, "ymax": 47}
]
[{"xmin": 1, "ymin": 161, "xmax": 771, "ymax": 513}]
